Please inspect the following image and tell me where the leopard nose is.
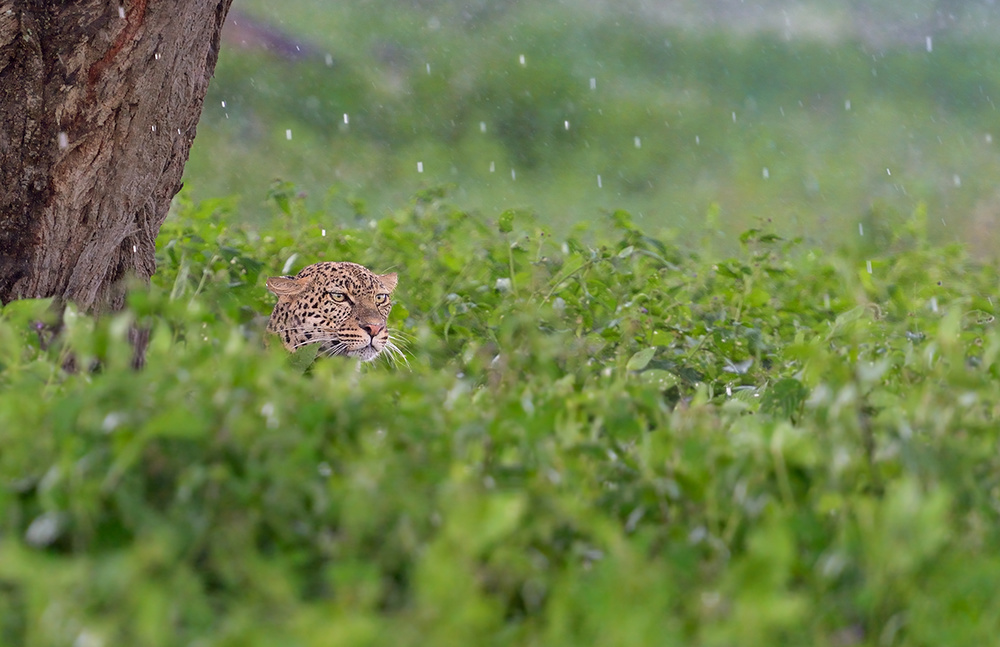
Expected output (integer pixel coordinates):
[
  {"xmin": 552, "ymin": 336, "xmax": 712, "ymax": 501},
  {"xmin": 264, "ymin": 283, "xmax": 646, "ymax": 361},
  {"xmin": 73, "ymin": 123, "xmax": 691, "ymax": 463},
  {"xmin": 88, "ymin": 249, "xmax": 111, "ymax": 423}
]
[{"xmin": 360, "ymin": 322, "xmax": 384, "ymax": 339}]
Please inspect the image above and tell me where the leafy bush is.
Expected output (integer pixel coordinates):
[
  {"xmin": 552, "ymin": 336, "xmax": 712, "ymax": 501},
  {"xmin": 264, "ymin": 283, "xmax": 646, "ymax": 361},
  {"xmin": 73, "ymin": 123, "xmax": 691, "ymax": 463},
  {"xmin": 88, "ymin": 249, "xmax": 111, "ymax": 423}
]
[{"xmin": 2, "ymin": 187, "xmax": 1000, "ymax": 645}]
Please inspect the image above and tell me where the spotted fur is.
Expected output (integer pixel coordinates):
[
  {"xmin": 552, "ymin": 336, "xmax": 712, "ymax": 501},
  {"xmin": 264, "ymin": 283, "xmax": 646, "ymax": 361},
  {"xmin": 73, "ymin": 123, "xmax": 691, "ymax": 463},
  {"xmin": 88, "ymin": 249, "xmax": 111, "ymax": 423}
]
[{"xmin": 266, "ymin": 262, "xmax": 401, "ymax": 363}]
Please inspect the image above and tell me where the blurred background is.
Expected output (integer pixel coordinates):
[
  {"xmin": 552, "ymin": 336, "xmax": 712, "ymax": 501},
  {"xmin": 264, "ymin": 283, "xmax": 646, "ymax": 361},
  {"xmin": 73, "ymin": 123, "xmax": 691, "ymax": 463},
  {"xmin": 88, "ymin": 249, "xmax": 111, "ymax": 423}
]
[{"xmin": 183, "ymin": 0, "xmax": 1000, "ymax": 251}]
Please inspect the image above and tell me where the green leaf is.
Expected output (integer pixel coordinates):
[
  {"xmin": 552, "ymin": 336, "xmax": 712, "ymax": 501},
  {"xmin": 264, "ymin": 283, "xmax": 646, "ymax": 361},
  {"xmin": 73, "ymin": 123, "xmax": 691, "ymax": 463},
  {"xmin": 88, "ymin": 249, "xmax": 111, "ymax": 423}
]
[
  {"xmin": 288, "ymin": 342, "xmax": 320, "ymax": 373},
  {"xmin": 760, "ymin": 378, "xmax": 809, "ymax": 419},
  {"xmin": 626, "ymin": 347, "xmax": 657, "ymax": 371},
  {"xmin": 498, "ymin": 209, "xmax": 516, "ymax": 233}
]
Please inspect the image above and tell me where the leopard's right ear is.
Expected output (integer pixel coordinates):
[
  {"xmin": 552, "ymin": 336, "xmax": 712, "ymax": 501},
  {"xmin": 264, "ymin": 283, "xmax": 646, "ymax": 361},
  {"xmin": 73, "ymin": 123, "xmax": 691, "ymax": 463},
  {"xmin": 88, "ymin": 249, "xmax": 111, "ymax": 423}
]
[
  {"xmin": 377, "ymin": 272, "xmax": 398, "ymax": 293},
  {"xmin": 266, "ymin": 275, "xmax": 312, "ymax": 297}
]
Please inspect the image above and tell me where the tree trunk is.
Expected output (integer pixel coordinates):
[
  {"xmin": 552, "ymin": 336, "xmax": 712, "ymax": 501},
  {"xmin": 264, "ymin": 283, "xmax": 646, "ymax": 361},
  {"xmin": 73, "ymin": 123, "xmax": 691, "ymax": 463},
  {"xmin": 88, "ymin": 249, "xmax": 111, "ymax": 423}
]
[{"xmin": 0, "ymin": 0, "xmax": 233, "ymax": 312}]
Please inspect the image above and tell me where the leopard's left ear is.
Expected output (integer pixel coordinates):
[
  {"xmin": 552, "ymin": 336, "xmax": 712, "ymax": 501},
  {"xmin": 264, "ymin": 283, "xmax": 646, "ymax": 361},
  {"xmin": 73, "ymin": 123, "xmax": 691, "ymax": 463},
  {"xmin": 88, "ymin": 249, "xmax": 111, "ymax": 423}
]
[
  {"xmin": 266, "ymin": 275, "xmax": 312, "ymax": 297},
  {"xmin": 377, "ymin": 272, "xmax": 398, "ymax": 293}
]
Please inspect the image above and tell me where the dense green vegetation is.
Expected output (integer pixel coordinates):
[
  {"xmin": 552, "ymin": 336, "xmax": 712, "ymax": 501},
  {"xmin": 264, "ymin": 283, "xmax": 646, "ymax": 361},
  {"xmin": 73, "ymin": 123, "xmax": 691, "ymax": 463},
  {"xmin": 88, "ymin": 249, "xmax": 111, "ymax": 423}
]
[
  {"xmin": 3, "ymin": 185, "xmax": 1000, "ymax": 645},
  {"xmin": 5, "ymin": 2, "xmax": 1000, "ymax": 643},
  {"xmin": 188, "ymin": 0, "xmax": 1000, "ymax": 246}
]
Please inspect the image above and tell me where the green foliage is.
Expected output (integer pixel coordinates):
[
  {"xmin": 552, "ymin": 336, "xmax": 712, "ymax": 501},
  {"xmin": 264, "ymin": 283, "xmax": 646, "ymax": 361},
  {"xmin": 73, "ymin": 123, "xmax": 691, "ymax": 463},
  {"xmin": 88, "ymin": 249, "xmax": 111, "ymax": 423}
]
[
  {"xmin": 186, "ymin": 0, "xmax": 1000, "ymax": 248},
  {"xmin": 3, "ymin": 187, "xmax": 1000, "ymax": 644}
]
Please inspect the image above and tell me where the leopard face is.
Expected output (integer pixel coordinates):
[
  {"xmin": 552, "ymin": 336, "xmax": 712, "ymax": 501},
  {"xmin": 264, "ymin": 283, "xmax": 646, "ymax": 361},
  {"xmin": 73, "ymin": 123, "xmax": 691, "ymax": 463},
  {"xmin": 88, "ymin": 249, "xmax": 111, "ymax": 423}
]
[{"xmin": 265, "ymin": 262, "xmax": 400, "ymax": 363}]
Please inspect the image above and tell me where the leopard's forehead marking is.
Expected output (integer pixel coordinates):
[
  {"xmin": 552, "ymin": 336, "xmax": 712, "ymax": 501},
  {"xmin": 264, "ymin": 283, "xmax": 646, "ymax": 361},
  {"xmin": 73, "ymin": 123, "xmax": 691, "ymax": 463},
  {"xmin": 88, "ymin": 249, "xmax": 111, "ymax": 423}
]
[{"xmin": 297, "ymin": 262, "xmax": 388, "ymax": 295}]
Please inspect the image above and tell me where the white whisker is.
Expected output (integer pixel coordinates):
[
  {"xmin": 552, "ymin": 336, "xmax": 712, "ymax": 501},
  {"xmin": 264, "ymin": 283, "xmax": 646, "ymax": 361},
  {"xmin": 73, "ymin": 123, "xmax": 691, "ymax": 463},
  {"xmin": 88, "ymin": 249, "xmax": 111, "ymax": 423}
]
[
  {"xmin": 381, "ymin": 340, "xmax": 410, "ymax": 369},
  {"xmin": 388, "ymin": 328, "xmax": 415, "ymax": 342}
]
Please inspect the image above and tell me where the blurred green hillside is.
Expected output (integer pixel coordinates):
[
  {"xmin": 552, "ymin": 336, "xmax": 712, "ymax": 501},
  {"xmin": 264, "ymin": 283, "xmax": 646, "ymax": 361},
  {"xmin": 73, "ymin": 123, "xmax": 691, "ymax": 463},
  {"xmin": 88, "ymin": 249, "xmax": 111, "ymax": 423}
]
[{"xmin": 184, "ymin": 0, "xmax": 1000, "ymax": 247}]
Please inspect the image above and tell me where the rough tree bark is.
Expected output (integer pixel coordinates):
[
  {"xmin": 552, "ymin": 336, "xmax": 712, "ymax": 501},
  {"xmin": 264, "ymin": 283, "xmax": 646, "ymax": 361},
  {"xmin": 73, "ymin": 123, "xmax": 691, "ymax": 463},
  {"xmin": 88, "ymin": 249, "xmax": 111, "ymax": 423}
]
[{"xmin": 0, "ymin": 0, "xmax": 233, "ymax": 312}]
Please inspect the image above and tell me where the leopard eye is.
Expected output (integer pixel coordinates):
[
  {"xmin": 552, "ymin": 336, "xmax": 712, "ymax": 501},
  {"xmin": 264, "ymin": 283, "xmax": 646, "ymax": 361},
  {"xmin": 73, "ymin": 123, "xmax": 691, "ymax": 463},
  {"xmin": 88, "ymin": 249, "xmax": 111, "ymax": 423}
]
[
  {"xmin": 374, "ymin": 293, "xmax": 390, "ymax": 304},
  {"xmin": 329, "ymin": 292, "xmax": 348, "ymax": 303}
]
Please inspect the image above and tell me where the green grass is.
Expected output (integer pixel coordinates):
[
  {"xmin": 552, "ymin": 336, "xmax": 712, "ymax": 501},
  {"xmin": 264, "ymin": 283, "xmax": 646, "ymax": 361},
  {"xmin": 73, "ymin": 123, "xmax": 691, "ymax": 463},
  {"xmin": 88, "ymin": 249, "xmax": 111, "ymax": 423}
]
[
  {"xmin": 185, "ymin": 0, "xmax": 1000, "ymax": 247},
  {"xmin": 3, "ymin": 186, "xmax": 1000, "ymax": 645}
]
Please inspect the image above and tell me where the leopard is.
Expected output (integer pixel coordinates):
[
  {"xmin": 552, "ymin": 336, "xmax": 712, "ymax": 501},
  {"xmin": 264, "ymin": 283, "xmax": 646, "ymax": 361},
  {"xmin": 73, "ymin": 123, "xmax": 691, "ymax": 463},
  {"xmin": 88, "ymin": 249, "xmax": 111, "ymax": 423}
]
[{"xmin": 265, "ymin": 261, "xmax": 402, "ymax": 363}]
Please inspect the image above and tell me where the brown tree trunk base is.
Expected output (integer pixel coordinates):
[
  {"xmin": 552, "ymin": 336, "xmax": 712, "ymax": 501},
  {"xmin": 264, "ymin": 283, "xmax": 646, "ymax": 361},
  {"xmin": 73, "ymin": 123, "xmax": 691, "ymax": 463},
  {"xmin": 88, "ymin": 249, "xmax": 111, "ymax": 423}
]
[{"xmin": 0, "ymin": 0, "xmax": 233, "ymax": 312}]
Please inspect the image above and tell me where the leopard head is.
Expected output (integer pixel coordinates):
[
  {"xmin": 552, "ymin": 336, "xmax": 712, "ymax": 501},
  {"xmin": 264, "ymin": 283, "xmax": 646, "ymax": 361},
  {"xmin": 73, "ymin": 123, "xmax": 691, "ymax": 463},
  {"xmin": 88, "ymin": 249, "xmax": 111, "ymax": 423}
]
[{"xmin": 265, "ymin": 261, "xmax": 400, "ymax": 363}]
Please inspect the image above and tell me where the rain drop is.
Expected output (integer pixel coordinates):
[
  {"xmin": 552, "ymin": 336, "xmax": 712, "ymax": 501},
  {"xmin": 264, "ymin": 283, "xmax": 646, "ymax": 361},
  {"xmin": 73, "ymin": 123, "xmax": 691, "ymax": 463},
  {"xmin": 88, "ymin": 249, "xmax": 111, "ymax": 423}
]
[
  {"xmin": 57, "ymin": 132, "xmax": 68, "ymax": 149},
  {"xmin": 926, "ymin": 36, "xmax": 933, "ymax": 53},
  {"xmin": 845, "ymin": 99, "xmax": 851, "ymax": 110},
  {"xmin": 695, "ymin": 135, "xmax": 700, "ymax": 145},
  {"xmin": 634, "ymin": 136, "xmax": 641, "ymax": 148},
  {"xmin": 859, "ymin": 223, "xmax": 864, "ymax": 236},
  {"xmin": 762, "ymin": 167, "xmax": 769, "ymax": 179},
  {"xmin": 953, "ymin": 174, "xmax": 961, "ymax": 187},
  {"xmin": 343, "ymin": 113, "xmax": 349, "ymax": 124},
  {"xmin": 118, "ymin": 5, "xmax": 125, "ymax": 18},
  {"xmin": 930, "ymin": 296, "xmax": 939, "ymax": 313},
  {"xmin": 511, "ymin": 169, "xmax": 516, "ymax": 180},
  {"xmin": 597, "ymin": 175, "xmax": 602, "ymax": 188},
  {"xmin": 519, "ymin": 54, "xmax": 526, "ymax": 66},
  {"xmin": 426, "ymin": 63, "xmax": 431, "ymax": 74},
  {"xmin": 151, "ymin": 125, "xmax": 156, "ymax": 132},
  {"xmin": 489, "ymin": 161, "xmax": 495, "ymax": 173},
  {"xmin": 417, "ymin": 161, "xmax": 423, "ymax": 173},
  {"xmin": 480, "ymin": 121, "xmax": 486, "ymax": 133},
  {"xmin": 866, "ymin": 260, "xmax": 873, "ymax": 274},
  {"xmin": 564, "ymin": 120, "xmax": 570, "ymax": 130},
  {"xmin": 221, "ymin": 100, "xmax": 226, "ymax": 108},
  {"xmin": 154, "ymin": 52, "xmax": 161, "ymax": 60},
  {"xmin": 886, "ymin": 168, "xmax": 891, "ymax": 176},
  {"xmin": 325, "ymin": 53, "xmax": 333, "ymax": 66},
  {"xmin": 986, "ymin": 134, "xmax": 994, "ymax": 144},
  {"xmin": 731, "ymin": 111, "xmax": 736, "ymax": 123},
  {"xmin": 590, "ymin": 77, "xmax": 596, "ymax": 90},
  {"xmin": 286, "ymin": 129, "xmax": 292, "ymax": 140},
  {"xmin": 321, "ymin": 229, "xmax": 326, "ymax": 237},
  {"xmin": 132, "ymin": 244, "xmax": 137, "ymax": 253}
]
